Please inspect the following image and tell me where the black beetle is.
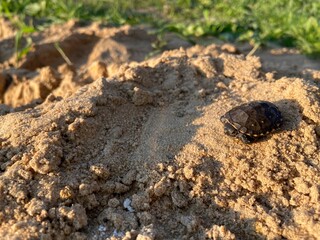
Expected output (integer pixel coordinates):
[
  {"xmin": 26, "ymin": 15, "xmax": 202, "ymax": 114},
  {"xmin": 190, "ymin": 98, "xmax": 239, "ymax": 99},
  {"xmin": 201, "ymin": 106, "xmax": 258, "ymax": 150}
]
[{"xmin": 220, "ymin": 101, "xmax": 283, "ymax": 143}]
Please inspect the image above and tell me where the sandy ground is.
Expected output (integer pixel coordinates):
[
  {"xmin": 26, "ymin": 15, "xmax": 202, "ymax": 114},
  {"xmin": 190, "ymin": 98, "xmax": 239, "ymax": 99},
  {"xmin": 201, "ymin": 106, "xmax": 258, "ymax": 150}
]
[{"xmin": 0, "ymin": 19, "xmax": 320, "ymax": 240}]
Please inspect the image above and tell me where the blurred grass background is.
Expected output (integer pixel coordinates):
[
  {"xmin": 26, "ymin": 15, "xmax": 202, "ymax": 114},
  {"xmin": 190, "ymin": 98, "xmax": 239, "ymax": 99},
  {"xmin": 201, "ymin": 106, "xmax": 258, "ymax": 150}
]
[{"xmin": 1, "ymin": 0, "xmax": 320, "ymax": 55}]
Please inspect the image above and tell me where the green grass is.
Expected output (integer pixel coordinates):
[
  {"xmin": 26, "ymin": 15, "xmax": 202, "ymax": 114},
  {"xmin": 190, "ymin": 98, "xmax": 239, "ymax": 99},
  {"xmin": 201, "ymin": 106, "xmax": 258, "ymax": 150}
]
[{"xmin": 1, "ymin": 0, "xmax": 320, "ymax": 55}]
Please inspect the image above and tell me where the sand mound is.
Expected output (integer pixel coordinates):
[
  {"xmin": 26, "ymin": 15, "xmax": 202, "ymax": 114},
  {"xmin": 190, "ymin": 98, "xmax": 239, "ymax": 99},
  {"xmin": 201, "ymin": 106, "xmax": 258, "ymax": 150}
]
[{"xmin": 0, "ymin": 21, "xmax": 320, "ymax": 239}]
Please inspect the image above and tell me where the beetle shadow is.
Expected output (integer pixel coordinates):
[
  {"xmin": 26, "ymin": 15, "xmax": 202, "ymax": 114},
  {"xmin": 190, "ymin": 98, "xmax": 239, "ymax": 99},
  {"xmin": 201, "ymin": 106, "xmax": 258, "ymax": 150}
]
[{"xmin": 275, "ymin": 99, "xmax": 302, "ymax": 131}]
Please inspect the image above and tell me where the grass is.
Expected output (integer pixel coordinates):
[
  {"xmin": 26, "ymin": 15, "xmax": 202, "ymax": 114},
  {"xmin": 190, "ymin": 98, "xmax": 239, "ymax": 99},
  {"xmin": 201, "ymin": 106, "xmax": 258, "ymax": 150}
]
[{"xmin": 1, "ymin": 0, "xmax": 320, "ymax": 56}]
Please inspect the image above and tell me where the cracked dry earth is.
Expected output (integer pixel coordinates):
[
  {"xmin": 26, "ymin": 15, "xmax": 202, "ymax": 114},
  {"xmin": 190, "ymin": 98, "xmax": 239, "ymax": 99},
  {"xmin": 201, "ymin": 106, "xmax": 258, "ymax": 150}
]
[{"xmin": 0, "ymin": 19, "xmax": 320, "ymax": 240}]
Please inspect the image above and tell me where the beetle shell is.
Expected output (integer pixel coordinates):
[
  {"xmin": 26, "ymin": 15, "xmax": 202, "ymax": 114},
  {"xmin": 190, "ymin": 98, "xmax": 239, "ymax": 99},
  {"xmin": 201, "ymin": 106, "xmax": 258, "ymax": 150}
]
[{"xmin": 220, "ymin": 101, "xmax": 283, "ymax": 141}]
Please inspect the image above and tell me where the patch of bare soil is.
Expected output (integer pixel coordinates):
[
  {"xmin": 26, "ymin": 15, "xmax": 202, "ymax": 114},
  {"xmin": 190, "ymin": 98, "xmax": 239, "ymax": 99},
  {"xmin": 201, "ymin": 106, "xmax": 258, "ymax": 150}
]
[{"xmin": 0, "ymin": 19, "xmax": 320, "ymax": 239}]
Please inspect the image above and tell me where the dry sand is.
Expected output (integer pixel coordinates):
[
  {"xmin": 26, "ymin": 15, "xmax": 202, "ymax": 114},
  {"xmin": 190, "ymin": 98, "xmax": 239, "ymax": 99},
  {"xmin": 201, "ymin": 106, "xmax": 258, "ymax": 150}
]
[{"xmin": 0, "ymin": 19, "xmax": 320, "ymax": 239}]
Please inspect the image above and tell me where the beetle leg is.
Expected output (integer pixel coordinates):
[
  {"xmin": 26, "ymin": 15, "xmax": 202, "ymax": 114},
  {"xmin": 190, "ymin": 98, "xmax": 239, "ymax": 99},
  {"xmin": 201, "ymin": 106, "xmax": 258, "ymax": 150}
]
[
  {"xmin": 237, "ymin": 133, "xmax": 254, "ymax": 144},
  {"xmin": 223, "ymin": 123, "xmax": 238, "ymax": 136}
]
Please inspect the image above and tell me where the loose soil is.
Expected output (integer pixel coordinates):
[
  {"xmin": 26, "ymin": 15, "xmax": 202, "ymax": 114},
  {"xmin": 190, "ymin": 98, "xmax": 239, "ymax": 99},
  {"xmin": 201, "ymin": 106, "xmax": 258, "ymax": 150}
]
[{"xmin": 0, "ymin": 19, "xmax": 320, "ymax": 240}]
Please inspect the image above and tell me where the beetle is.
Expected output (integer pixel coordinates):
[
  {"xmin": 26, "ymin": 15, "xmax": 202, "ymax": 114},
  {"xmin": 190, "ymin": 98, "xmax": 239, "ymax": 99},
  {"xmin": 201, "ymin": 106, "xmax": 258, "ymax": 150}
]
[{"xmin": 220, "ymin": 101, "xmax": 283, "ymax": 143}]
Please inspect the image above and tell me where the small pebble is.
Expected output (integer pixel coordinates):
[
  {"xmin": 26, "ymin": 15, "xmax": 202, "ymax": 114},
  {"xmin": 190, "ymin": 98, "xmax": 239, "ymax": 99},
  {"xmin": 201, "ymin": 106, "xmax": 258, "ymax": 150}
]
[{"xmin": 123, "ymin": 198, "xmax": 135, "ymax": 212}]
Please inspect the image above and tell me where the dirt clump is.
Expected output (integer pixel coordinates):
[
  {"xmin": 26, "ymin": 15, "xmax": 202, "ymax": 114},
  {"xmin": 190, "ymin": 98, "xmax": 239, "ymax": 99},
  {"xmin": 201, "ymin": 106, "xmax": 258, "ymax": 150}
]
[
  {"xmin": 0, "ymin": 21, "xmax": 320, "ymax": 239},
  {"xmin": 0, "ymin": 21, "xmax": 161, "ymax": 107}
]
